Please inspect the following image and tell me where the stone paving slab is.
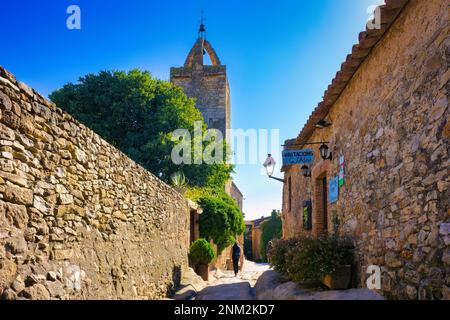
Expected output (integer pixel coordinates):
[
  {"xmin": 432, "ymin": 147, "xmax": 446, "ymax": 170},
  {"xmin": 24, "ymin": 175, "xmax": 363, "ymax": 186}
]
[{"xmin": 255, "ymin": 270, "xmax": 385, "ymax": 300}]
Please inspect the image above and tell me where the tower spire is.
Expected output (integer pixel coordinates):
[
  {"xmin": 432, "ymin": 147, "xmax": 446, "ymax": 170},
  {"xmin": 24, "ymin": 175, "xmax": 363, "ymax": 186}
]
[{"xmin": 198, "ymin": 10, "xmax": 206, "ymax": 39}]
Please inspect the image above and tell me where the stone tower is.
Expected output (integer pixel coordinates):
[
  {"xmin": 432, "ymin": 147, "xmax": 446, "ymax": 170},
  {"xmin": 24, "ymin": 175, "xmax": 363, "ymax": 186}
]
[
  {"xmin": 170, "ymin": 27, "xmax": 230, "ymax": 139},
  {"xmin": 170, "ymin": 20, "xmax": 245, "ymax": 270}
]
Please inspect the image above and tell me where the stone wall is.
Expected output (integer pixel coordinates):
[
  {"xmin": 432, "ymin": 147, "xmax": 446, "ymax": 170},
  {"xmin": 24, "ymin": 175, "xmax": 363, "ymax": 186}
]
[
  {"xmin": 229, "ymin": 182, "xmax": 243, "ymax": 211},
  {"xmin": 282, "ymin": 0, "xmax": 449, "ymax": 299},
  {"xmin": 0, "ymin": 66, "xmax": 190, "ymax": 299}
]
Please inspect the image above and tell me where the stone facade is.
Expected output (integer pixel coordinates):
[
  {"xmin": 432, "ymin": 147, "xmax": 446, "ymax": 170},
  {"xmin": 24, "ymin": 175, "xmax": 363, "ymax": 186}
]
[
  {"xmin": 281, "ymin": 0, "xmax": 449, "ymax": 299},
  {"xmin": 0, "ymin": 66, "xmax": 190, "ymax": 299},
  {"xmin": 170, "ymin": 38, "xmax": 230, "ymax": 140},
  {"xmin": 251, "ymin": 217, "xmax": 271, "ymax": 262},
  {"xmin": 229, "ymin": 181, "xmax": 244, "ymax": 212}
]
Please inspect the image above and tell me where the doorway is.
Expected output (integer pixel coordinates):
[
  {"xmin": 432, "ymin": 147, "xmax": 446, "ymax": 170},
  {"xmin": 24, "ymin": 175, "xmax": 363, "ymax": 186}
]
[
  {"xmin": 322, "ymin": 176, "xmax": 328, "ymax": 235},
  {"xmin": 313, "ymin": 174, "xmax": 329, "ymax": 236}
]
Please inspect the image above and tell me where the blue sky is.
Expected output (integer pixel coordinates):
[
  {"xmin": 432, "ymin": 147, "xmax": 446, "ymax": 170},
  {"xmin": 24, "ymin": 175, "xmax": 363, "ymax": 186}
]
[{"xmin": 0, "ymin": 0, "xmax": 383, "ymax": 220}]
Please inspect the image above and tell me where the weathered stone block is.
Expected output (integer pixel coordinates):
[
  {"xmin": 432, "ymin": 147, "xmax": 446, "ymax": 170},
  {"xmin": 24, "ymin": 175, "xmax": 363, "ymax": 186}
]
[
  {"xmin": 3, "ymin": 184, "xmax": 33, "ymax": 205},
  {"xmin": 113, "ymin": 210, "xmax": 127, "ymax": 222},
  {"xmin": 33, "ymin": 196, "xmax": 53, "ymax": 215},
  {"xmin": 21, "ymin": 284, "xmax": 50, "ymax": 300},
  {"xmin": 58, "ymin": 193, "xmax": 73, "ymax": 205},
  {"xmin": 46, "ymin": 280, "xmax": 64, "ymax": 298},
  {"xmin": 0, "ymin": 258, "xmax": 17, "ymax": 289},
  {"xmin": 52, "ymin": 248, "xmax": 74, "ymax": 260},
  {"xmin": 56, "ymin": 204, "xmax": 85, "ymax": 218},
  {"xmin": 17, "ymin": 81, "xmax": 34, "ymax": 98},
  {"xmin": 0, "ymin": 91, "xmax": 12, "ymax": 111},
  {"xmin": 4, "ymin": 202, "xmax": 28, "ymax": 228}
]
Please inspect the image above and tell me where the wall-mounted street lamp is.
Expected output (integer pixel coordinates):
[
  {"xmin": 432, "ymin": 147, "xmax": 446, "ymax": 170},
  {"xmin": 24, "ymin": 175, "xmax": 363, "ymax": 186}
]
[
  {"xmin": 301, "ymin": 165, "xmax": 311, "ymax": 178},
  {"xmin": 319, "ymin": 143, "xmax": 333, "ymax": 161},
  {"xmin": 263, "ymin": 154, "xmax": 285, "ymax": 183}
]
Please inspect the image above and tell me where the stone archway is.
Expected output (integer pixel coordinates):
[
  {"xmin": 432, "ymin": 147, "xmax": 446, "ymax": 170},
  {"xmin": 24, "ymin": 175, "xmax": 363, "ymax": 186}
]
[{"xmin": 184, "ymin": 39, "xmax": 221, "ymax": 67}]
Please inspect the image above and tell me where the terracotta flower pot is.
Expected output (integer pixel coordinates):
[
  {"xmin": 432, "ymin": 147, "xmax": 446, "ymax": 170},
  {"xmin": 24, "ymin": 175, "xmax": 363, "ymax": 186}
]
[
  {"xmin": 195, "ymin": 263, "xmax": 209, "ymax": 281},
  {"xmin": 322, "ymin": 265, "xmax": 352, "ymax": 290}
]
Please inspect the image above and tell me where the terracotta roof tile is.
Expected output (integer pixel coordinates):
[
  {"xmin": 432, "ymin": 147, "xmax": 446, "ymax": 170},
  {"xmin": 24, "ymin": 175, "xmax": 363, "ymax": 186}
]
[{"xmin": 294, "ymin": 0, "xmax": 410, "ymax": 146}]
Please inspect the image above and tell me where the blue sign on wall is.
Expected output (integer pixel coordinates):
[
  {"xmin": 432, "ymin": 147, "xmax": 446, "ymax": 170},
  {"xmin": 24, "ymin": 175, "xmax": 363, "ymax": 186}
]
[
  {"xmin": 329, "ymin": 176, "xmax": 339, "ymax": 204},
  {"xmin": 282, "ymin": 149, "xmax": 314, "ymax": 166}
]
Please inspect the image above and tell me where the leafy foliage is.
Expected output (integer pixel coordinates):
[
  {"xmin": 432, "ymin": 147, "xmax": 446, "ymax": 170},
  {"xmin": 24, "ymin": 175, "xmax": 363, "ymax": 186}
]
[
  {"xmin": 170, "ymin": 171, "xmax": 188, "ymax": 187},
  {"xmin": 269, "ymin": 236, "xmax": 355, "ymax": 281},
  {"xmin": 170, "ymin": 171, "xmax": 188, "ymax": 195},
  {"xmin": 269, "ymin": 238, "xmax": 301, "ymax": 276},
  {"xmin": 49, "ymin": 69, "xmax": 233, "ymax": 188},
  {"xmin": 259, "ymin": 210, "xmax": 282, "ymax": 262},
  {"xmin": 197, "ymin": 190, "xmax": 245, "ymax": 254},
  {"xmin": 189, "ymin": 239, "xmax": 215, "ymax": 265}
]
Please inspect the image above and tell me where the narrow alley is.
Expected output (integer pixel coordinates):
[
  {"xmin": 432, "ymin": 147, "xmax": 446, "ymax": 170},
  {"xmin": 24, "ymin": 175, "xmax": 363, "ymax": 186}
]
[{"xmin": 195, "ymin": 261, "xmax": 270, "ymax": 300}]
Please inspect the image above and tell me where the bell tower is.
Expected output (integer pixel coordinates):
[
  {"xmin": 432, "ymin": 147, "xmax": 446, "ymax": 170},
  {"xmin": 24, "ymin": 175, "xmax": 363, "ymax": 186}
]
[
  {"xmin": 170, "ymin": 14, "xmax": 245, "ymax": 266},
  {"xmin": 170, "ymin": 14, "xmax": 230, "ymax": 140}
]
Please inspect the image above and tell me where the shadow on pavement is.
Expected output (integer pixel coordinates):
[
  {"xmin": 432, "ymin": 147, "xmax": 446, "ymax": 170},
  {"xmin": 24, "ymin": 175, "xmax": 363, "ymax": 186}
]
[{"xmin": 196, "ymin": 281, "xmax": 254, "ymax": 300}]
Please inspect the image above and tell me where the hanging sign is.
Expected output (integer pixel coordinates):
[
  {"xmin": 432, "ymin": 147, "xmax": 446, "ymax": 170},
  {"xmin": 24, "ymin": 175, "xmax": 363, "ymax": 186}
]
[
  {"xmin": 329, "ymin": 176, "xmax": 339, "ymax": 204},
  {"xmin": 282, "ymin": 149, "xmax": 314, "ymax": 166}
]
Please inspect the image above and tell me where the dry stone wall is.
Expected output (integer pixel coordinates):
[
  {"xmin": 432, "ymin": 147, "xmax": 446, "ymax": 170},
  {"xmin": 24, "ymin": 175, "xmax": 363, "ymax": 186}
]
[{"xmin": 0, "ymin": 66, "xmax": 190, "ymax": 299}]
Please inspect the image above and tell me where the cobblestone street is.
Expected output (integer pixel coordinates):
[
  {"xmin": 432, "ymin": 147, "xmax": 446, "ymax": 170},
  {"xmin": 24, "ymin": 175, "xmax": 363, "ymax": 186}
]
[{"xmin": 195, "ymin": 261, "xmax": 270, "ymax": 300}]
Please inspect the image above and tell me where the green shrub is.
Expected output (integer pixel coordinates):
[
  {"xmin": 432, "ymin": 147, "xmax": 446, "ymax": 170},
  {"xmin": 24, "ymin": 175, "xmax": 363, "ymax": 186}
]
[
  {"xmin": 269, "ymin": 236, "xmax": 355, "ymax": 282},
  {"xmin": 189, "ymin": 239, "xmax": 216, "ymax": 265},
  {"xmin": 290, "ymin": 236, "xmax": 354, "ymax": 281},
  {"xmin": 269, "ymin": 238, "xmax": 301, "ymax": 276},
  {"xmin": 197, "ymin": 192, "xmax": 245, "ymax": 254}
]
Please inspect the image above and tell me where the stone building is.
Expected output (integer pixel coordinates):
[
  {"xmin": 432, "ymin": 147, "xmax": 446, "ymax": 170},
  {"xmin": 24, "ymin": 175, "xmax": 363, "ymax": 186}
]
[
  {"xmin": 250, "ymin": 216, "xmax": 272, "ymax": 262},
  {"xmin": 281, "ymin": 0, "xmax": 449, "ymax": 299},
  {"xmin": 170, "ymin": 23, "xmax": 244, "ymax": 269}
]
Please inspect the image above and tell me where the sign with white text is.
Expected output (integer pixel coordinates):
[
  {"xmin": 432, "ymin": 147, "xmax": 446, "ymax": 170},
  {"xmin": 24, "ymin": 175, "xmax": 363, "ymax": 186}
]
[{"xmin": 282, "ymin": 149, "xmax": 314, "ymax": 166}]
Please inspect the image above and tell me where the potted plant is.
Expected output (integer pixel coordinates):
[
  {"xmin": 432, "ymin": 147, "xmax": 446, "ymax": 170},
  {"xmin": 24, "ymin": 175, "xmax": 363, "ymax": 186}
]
[
  {"xmin": 189, "ymin": 239, "xmax": 216, "ymax": 281},
  {"xmin": 277, "ymin": 236, "xmax": 355, "ymax": 290},
  {"xmin": 318, "ymin": 236, "xmax": 355, "ymax": 290}
]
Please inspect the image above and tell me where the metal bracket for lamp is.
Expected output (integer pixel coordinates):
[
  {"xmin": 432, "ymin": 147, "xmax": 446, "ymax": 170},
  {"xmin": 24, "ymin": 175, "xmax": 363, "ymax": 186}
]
[
  {"xmin": 281, "ymin": 141, "xmax": 330, "ymax": 147},
  {"xmin": 268, "ymin": 175, "xmax": 286, "ymax": 183}
]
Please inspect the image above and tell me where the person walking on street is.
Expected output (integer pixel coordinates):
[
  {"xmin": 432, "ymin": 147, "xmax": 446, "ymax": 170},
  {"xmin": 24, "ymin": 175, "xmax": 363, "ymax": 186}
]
[
  {"xmin": 231, "ymin": 242, "xmax": 243, "ymax": 277},
  {"xmin": 267, "ymin": 240, "xmax": 274, "ymax": 264}
]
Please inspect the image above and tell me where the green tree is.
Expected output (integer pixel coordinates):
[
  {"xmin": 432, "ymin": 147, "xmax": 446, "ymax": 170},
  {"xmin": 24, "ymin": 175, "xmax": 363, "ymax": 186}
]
[
  {"xmin": 260, "ymin": 210, "xmax": 282, "ymax": 262},
  {"xmin": 197, "ymin": 190, "xmax": 245, "ymax": 254},
  {"xmin": 49, "ymin": 69, "xmax": 233, "ymax": 188}
]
